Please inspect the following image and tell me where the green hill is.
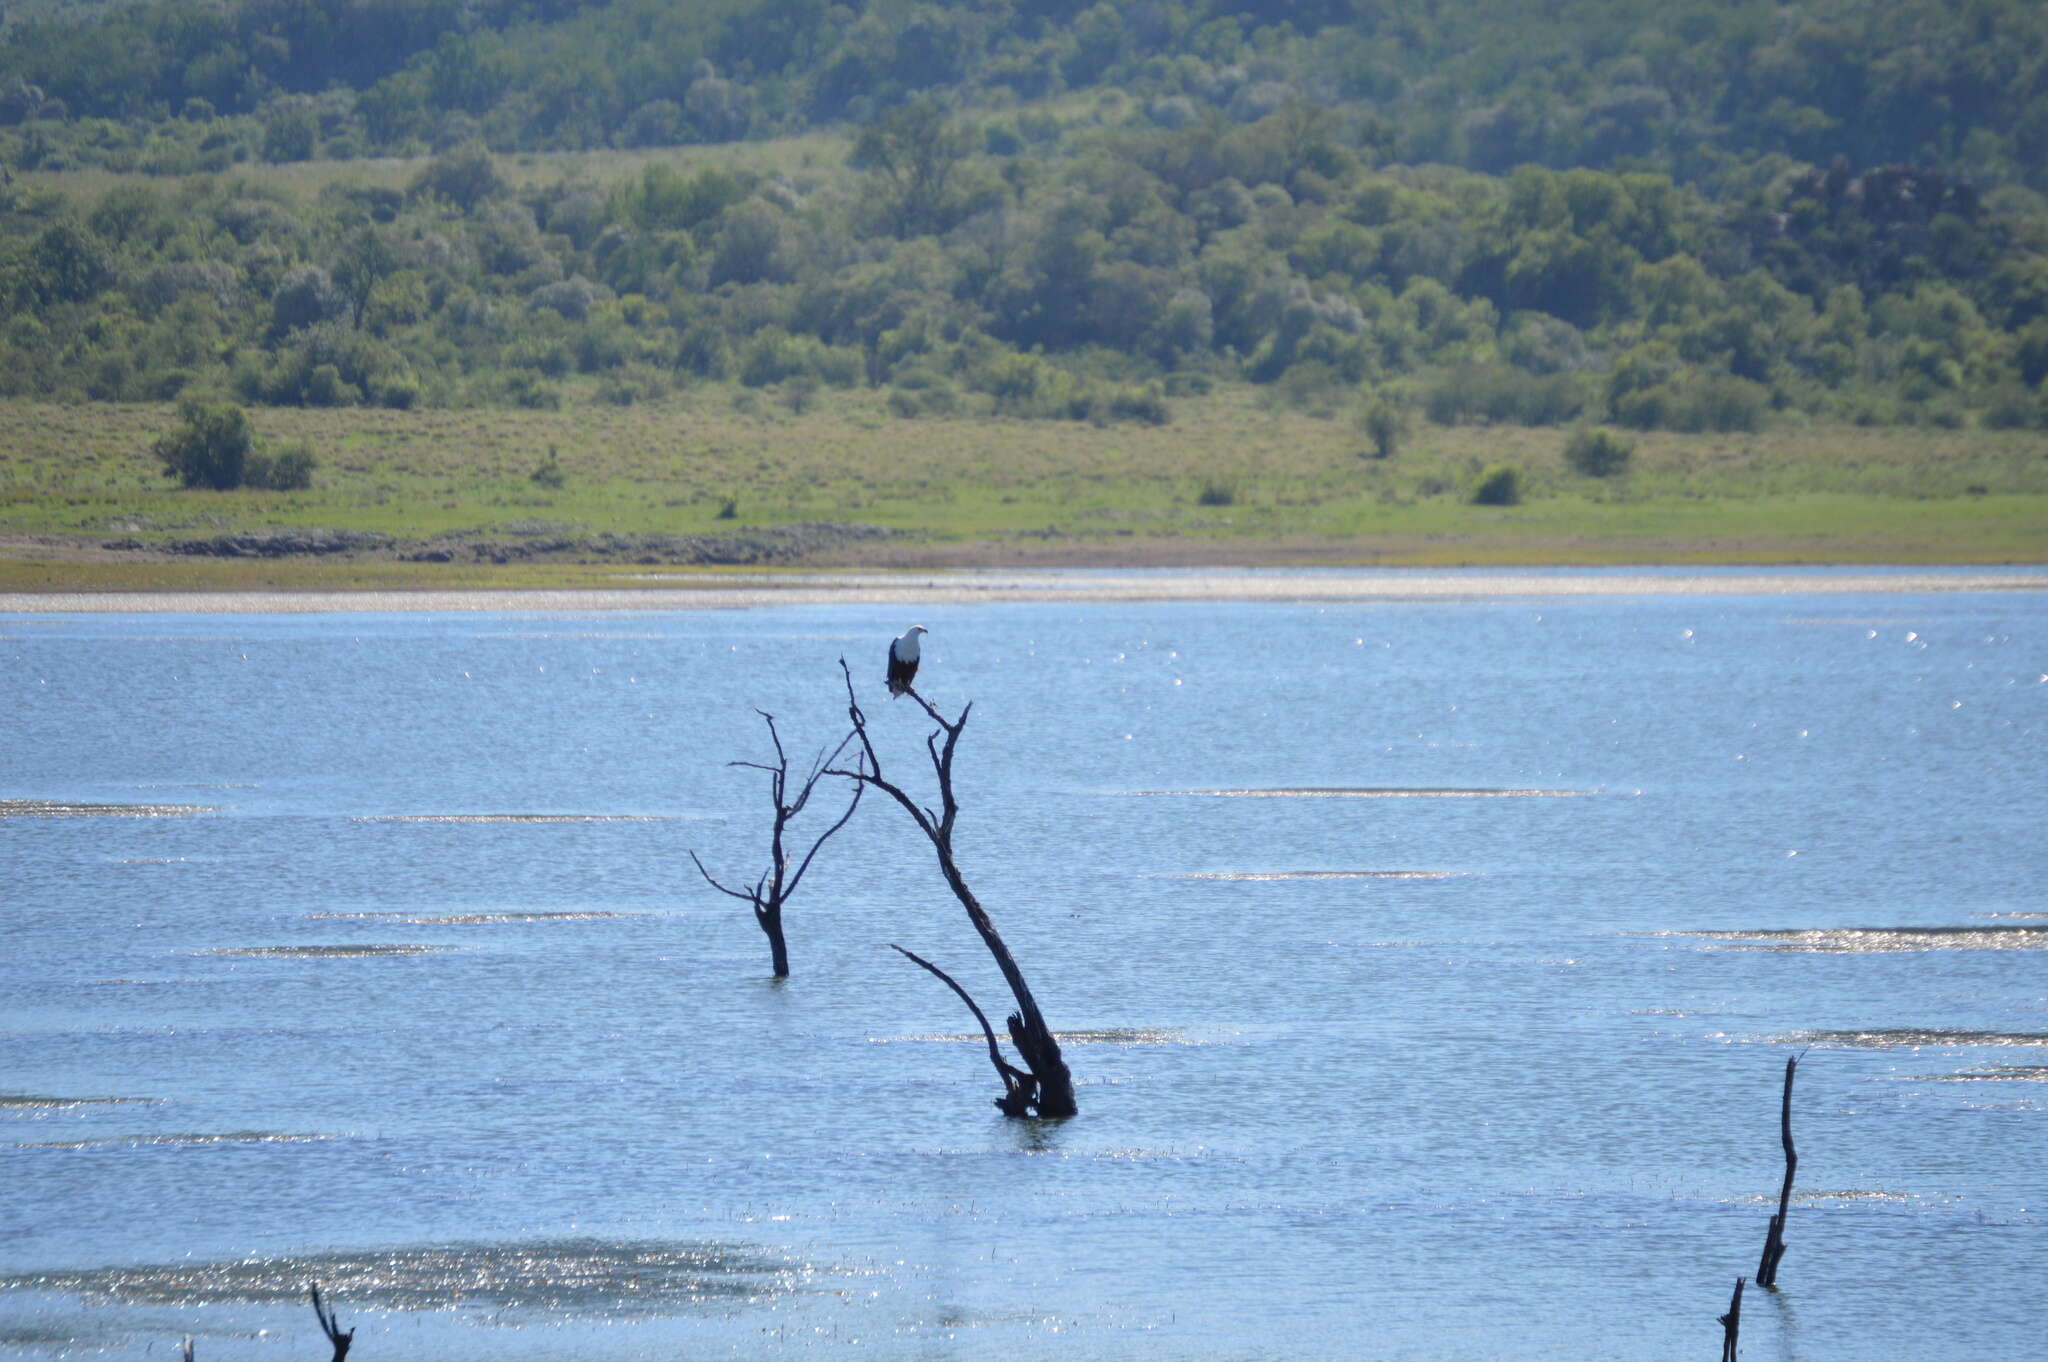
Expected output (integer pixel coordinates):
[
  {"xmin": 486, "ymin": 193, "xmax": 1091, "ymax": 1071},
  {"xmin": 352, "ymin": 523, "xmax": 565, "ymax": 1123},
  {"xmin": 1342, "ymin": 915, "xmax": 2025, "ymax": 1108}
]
[{"xmin": 0, "ymin": 0, "xmax": 2044, "ymax": 439}]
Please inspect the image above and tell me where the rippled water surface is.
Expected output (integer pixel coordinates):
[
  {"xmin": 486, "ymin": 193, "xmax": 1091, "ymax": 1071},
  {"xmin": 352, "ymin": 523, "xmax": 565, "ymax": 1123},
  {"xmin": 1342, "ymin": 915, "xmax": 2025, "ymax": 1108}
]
[{"xmin": 4, "ymin": 572, "xmax": 2045, "ymax": 1360}]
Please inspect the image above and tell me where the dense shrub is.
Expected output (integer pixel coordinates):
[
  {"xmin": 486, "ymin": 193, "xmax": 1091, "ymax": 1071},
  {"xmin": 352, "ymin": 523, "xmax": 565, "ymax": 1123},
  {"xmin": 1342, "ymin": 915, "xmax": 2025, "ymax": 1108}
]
[
  {"xmin": 530, "ymin": 448, "xmax": 566, "ymax": 487},
  {"xmin": 1612, "ymin": 373, "xmax": 1767, "ymax": 432},
  {"xmin": 1107, "ymin": 384, "xmax": 1171, "ymax": 424},
  {"xmin": 1469, "ymin": 463, "xmax": 1523, "ymax": 505},
  {"xmin": 1563, "ymin": 426, "xmax": 1634, "ymax": 476},
  {"xmin": 242, "ymin": 440, "xmax": 316, "ymax": 490},
  {"xmin": 151, "ymin": 398, "xmax": 250, "ymax": 489},
  {"xmin": 1424, "ymin": 365, "xmax": 1584, "ymax": 426},
  {"xmin": 1357, "ymin": 397, "xmax": 1409, "ymax": 457}
]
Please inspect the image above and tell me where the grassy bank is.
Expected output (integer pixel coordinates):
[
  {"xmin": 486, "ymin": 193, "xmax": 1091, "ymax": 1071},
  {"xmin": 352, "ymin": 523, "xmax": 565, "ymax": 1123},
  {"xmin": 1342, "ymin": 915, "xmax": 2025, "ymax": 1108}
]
[{"xmin": 3, "ymin": 385, "xmax": 2045, "ymax": 591}]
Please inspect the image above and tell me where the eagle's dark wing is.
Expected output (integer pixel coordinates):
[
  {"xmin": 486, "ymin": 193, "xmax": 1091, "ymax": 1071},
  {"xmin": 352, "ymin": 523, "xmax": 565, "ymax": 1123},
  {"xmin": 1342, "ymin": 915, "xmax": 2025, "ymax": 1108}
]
[{"xmin": 887, "ymin": 647, "xmax": 917, "ymax": 696}]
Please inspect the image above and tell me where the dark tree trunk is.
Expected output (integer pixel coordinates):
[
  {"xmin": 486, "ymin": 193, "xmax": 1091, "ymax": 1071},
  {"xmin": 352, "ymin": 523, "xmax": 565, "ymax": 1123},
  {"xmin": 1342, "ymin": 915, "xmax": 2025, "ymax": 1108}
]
[
  {"xmin": 757, "ymin": 901, "xmax": 790, "ymax": 977},
  {"xmin": 1756, "ymin": 1053, "xmax": 1801, "ymax": 1288},
  {"xmin": 1718, "ymin": 1276, "xmax": 1744, "ymax": 1362}
]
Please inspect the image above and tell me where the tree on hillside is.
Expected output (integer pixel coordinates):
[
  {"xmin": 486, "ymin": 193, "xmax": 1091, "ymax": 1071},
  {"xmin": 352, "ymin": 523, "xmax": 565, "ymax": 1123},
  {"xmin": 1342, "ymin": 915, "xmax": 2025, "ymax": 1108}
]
[
  {"xmin": 332, "ymin": 227, "xmax": 397, "ymax": 329},
  {"xmin": 853, "ymin": 99, "xmax": 975, "ymax": 238}
]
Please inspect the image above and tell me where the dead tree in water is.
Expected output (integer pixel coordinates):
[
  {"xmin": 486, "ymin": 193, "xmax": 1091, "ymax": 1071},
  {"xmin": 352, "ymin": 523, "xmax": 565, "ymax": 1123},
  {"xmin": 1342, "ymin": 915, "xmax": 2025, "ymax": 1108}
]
[
  {"xmin": 309, "ymin": 1283, "xmax": 352, "ymax": 1362},
  {"xmin": 1755, "ymin": 1052, "xmax": 1802, "ymax": 1288},
  {"xmin": 1717, "ymin": 1276, "xmax": 1744, "ymax": 1362},
  {"xmin": 828, "ymin": 659, "xmax": 1077, "ymax": 1118},
  {"xmin": 691, "ymin": 711, "xmax": 862, "ymax": 977}
]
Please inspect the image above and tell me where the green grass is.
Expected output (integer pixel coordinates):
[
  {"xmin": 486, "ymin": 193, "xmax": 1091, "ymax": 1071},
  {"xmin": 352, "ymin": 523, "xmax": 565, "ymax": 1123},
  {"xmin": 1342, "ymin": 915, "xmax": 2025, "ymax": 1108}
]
[
  {"xmin": 3, "ymin": 383, "xmax": 2045, "ymax": 590},
  {"xmin": 15, "ymin": 130, "xmax": 865, "ymax": 207}
]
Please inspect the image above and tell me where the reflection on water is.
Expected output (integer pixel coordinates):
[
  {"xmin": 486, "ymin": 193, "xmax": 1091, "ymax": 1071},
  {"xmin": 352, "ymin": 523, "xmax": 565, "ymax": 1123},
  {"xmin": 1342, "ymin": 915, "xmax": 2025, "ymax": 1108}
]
[
  {"xmin": 1790, "ymin": 1029, "xmax": 2048, "ymax": 1048},
  {"xmin": 202, "ymin": 944, "xmax": 459, "ymax": 958},
  {"xmin": 0, "ymin": 800, "xmax": 212, "ymax": 818},
  {"xmin": 2, "ymin": 581, "xmax": 2044, "ymax": 1362},
  {"xmin": 1898, "ymin": 1065, "xmax": 2048, "ymax": 1083},
  {"xmin": 18, "ymin": 1132, "xmax": 344, "ymax": 1150},
  {"xmin": 306, "ymin": 910, "xmax": 651, "ymax": 924},
  {"xmin": 1126, "ymin": 786, "xmax": 1590, "ymax": 797},
  {"xmin": 0, "ymin": 1240, "xmax": 806, "ymax": 1313},
  {"xmin": 876, "ymin": 1028, "xmax": 1191, "ymax": 1046},
  {"xmin": 351, "ymin": 813, "xmax": 672, "ymax": 823},
  {"xmin": 1161, "ymin": 869, "xmax": 1460, "ymax": 880},
  {"xmin": 1672, "ymin": 926, "xmax": 2048, "ymax": 952}
]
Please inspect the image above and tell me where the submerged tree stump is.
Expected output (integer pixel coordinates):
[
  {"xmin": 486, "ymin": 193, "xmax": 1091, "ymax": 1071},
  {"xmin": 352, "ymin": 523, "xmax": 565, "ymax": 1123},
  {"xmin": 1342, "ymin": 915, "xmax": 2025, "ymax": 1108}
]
[
  {"xmin": 1718, "ymin": 1275, "xmax": 1744, "ymax": 1362},
  {"xmin": 1756, "ymin": 1053, "xmax": 1802, "ymax": 1288}
]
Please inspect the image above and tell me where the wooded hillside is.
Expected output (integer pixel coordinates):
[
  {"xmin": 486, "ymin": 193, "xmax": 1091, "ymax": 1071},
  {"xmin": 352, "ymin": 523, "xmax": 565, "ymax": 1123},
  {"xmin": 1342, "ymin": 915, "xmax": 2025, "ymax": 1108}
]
[{"xmin": 1, "ymin": 0, "xmax": 2044, "ymax": 432}]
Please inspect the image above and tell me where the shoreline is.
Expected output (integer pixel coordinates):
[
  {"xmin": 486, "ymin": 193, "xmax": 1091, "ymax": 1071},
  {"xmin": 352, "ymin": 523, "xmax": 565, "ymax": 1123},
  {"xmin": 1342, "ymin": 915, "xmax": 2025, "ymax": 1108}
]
[{"xmin": 5, "ymin": 566, "xmax": 2045, "ymax": 612}]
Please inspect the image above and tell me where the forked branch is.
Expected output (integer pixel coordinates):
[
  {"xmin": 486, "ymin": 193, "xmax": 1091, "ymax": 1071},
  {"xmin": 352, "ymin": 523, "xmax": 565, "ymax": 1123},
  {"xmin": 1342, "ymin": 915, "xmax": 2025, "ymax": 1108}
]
[
  {"xmin": 310, "ymin": 1283, "xmax": 352, "ymax": 1362},
  {"xmin": 891, "ymin": 944, "xmax": 1035, "ymax": 1116},
  {"xmin": 691, "ymin": 710, "xmax": 862, "ymax": 977}
]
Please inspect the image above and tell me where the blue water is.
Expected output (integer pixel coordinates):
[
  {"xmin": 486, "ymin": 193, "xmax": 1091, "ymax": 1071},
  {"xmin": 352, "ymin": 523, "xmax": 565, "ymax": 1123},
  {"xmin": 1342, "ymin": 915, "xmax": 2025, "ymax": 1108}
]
[{"xmin": 3, "ymin": 576, "xmax": 2045, "ymax": 1360}]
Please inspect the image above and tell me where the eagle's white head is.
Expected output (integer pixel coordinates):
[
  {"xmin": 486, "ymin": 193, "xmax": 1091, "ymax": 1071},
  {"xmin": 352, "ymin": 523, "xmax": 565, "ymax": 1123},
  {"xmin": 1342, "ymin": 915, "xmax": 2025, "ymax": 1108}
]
[{"xmin": 894, "ymin": 624, "xmax": 928, "ymax": 660}]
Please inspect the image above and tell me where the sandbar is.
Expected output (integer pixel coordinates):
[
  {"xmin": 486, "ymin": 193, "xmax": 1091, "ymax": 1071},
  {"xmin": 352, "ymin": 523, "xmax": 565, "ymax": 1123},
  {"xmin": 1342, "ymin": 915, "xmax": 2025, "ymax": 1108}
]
[{"xmin": 3, "ymin": 567, "xmax": 2044, "ymax": 612}]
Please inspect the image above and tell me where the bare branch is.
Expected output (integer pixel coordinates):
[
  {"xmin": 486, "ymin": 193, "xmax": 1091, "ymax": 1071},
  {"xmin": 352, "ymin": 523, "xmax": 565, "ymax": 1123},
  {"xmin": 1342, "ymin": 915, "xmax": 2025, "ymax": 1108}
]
[
  {"xmin": 828, "ymin": 657, "xmax": 937, "ymax": 838},
  {"xmin": 784, "ymin": 778, "xmax": 862, "ymax": 900},
  {"xmin": 689, "ymin": 850, "xmax": 758, "ymax": 904},
  {"xmin": 891, "ymin": 944, "xmax": 1032, "ymax": 1114},
  {"xmin": 309, "ymin": 1284, "xmax": 353, "ymax": 1362}
]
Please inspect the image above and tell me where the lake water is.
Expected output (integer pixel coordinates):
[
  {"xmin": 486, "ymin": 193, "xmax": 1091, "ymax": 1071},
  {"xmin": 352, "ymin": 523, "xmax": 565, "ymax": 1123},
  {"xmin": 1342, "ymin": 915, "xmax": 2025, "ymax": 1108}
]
[{"xmin": 4, "ymin": 570, "xmax": 2045, "ymax": 1361}]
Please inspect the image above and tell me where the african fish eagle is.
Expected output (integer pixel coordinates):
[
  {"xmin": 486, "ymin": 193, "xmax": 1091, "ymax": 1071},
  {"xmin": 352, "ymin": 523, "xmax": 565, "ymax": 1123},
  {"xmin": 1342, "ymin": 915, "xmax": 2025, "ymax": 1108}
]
[{"xmin": 887, "ymin": 625, "xmax": 928, "ymax": 696}]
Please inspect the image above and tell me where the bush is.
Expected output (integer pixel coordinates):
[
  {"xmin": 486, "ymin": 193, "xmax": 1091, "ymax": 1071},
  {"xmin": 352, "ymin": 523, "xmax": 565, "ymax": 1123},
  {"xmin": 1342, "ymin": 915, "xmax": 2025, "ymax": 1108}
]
[
  {"xmin": 411, "ymin": 142, "xmax": 505, "ymax": 210},
  {"xmin": 151, "ymin": 398, "xmax": 250, "ymax": 489},
  {"xmin": 242, "ymin": 440, "xmax": 316, "ymax": 490},
  {"xmin": 1196, "ymin": 478, "xmax": 1238, "ymax": 507},
  {"xmin": 737, "ymin": 328, "xmax": 809, "ymax": 387},
  {"xmin": 1982, "ymin": 386, "xmax": 2047, "ymax": 430},
  {"xmin": 530, "ymin": 448, "xmax": 566, "ymax": 488},
  {"xmin": 1357, "ymin": 397, "xmax": 1408, "ymax": 457},
  {"xmin": 782, "ymin": 372, "xmax": 821, "ymax": 413},
  {"xmin": 1424, "ymin": 365, "xmax": 1583, "ymax": 426},
  {"xmin": 598, "ymin": 364, "xmax": 671, "ymax": 406},
  {"xmin": 1469, "ymin": 463, "xmax": 1523, "ymax": 505},
  {"xmin": 305, "ymin": 363, "xmax": 350, "ymax": 407},
  {"xmin": 1613, "ymin": 373, "xmax": 1767, "ymax": 432},
  {"xmin": 1563, "ymin": 427, "xmax": 1633, "ymax": 477},
  {"xmin": 888, "ymin": 369, "xmax": 961, "ymax": 418},
  {"xmin": 1108, "ymin": 384, "xmax": 1170, "ymax": 425},
  {"xmin": 505, "ymin": 372, "xmax": 563, "ymax": 410}
]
